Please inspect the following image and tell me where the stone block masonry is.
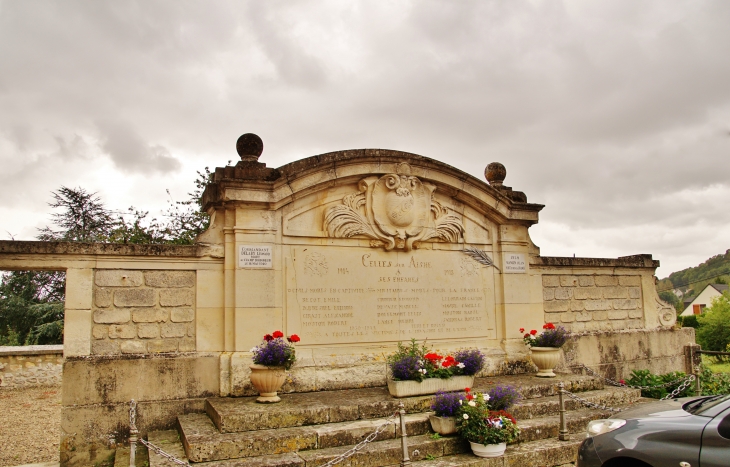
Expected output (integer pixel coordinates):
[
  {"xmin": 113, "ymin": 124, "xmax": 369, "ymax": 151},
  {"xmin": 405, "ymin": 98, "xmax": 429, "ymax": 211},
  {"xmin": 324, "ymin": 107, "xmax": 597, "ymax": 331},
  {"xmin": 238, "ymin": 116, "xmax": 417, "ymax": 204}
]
[
  {"xmin": 542, "ymin": 275, "xmax": 643, "ymax": 332},
  {"xmin": 91, "ymin": 270, "xmax": 196, "ymax": 355},
  {"xmin": 0, "ymin": 345, "xmax": 63, "ymax": 388}
]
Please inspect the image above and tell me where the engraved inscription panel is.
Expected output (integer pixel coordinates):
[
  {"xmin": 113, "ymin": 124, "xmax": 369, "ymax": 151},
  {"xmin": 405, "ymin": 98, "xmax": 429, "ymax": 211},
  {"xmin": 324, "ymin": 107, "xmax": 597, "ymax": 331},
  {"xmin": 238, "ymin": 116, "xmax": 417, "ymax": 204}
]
[{"xmin": 286, "ymin": 247, "xmax": 496, "ymax": 345}]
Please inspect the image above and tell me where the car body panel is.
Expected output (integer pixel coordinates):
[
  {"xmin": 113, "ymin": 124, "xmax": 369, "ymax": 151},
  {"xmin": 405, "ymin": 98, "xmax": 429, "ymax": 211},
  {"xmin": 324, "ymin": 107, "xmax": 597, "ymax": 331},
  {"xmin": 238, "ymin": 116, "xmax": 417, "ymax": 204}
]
[
  {"xmin": 699, "ymin": 407, "xmax": 730, "ymax": 467},
  {"xmin": 576, "ymin": 395, "xmax": 730, "ymax": 467}
]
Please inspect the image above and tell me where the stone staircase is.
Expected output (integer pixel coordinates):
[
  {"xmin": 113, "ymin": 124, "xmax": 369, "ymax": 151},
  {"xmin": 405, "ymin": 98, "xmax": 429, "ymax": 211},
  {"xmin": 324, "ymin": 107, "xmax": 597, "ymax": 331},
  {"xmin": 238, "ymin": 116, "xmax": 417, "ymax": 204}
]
[{"xmin": 137, "ymin": 374, "xmax": 642, "ymax": 467}]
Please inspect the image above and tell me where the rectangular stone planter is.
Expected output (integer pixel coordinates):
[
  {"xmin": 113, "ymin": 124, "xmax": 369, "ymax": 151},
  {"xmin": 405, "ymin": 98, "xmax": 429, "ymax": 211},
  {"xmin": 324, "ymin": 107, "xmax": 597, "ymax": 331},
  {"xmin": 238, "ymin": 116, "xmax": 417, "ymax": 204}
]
[{"xmin": 387, "ymin": 375, "xmax": 475, "ymax": 398}]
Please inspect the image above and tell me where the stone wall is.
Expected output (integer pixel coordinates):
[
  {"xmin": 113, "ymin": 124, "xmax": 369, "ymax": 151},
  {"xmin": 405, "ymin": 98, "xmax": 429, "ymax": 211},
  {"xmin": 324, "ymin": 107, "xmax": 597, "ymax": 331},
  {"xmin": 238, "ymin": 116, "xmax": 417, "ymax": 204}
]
[
  {"xmin": 92, "ymin": 270, "xmax": 196, "ymax": 355},
  {"xmin": 542, "ymin": 274, "xmax": 644, "ymax": 332},
  {"xmin": 0, "ymin": 345, "xmax": 63, "ymax": 388}
]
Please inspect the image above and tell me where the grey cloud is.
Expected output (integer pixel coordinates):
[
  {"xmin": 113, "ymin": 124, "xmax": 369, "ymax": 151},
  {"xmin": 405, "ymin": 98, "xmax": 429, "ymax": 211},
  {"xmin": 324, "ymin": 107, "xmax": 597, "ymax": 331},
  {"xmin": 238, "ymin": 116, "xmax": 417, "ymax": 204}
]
[{"xmin": 97, "ymin": 119, "xmax": 180, "ymax": 173}]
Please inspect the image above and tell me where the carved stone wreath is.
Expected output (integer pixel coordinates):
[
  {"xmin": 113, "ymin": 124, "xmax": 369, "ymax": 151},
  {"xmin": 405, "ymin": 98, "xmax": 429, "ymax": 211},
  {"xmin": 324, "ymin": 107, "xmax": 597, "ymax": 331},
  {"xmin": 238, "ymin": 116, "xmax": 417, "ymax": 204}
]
[{"xmin": 324, "ymin": 164, "xmax": 464, "ymax": 251}]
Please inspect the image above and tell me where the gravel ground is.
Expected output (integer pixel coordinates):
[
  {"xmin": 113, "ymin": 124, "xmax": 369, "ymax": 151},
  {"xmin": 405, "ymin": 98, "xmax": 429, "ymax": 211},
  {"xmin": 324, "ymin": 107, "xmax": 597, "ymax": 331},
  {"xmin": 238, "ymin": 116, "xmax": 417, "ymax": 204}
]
[{"xmin": 0, "ymin": 386, "xmax": 61, "ymax": 467}]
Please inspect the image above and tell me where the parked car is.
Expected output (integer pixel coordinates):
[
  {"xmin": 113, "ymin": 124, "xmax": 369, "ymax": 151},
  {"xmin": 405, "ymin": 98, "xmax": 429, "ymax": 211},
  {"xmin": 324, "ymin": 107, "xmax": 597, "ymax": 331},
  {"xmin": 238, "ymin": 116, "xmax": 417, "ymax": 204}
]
[{"xmin": 577, "ymin": 394, "xmax": 730, "ymax": 467}]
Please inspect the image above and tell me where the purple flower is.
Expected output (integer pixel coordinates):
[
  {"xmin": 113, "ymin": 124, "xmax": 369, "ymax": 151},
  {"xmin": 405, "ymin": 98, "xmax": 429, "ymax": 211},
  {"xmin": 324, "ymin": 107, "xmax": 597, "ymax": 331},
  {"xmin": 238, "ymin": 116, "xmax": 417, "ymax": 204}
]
[
  {"xmin": 252, "ymin": 337, "xmax": 296, "ymax": 369},
  {"xmin": 431, "ymin": 390, "xmax": 466, "ymax": 417},
  {"xmin": 390, "ymin": 355, "xmax": 421, "ymax": 381},
  {"xmin": 453, "ymin": 349, "xmax": 485, "ymax": 376},
  {"xmin": 487, "ymin": 385, "xmax": 521, "ymax": 411}
]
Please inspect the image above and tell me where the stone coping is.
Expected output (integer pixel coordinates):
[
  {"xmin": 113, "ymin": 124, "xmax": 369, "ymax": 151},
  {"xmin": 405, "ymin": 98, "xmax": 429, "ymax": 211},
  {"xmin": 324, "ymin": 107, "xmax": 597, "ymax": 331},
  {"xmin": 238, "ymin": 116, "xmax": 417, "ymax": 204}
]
[
  {"xmin": 0, "ymin": 240, "xmax": 201, "ymax": 257},
  {"xmin": 532, "ymin": 253, "xmax": 659, "ymax": 268},
  {"xmin": 0, "ymin": 344, "xmax": 63, "ymax": 356}
]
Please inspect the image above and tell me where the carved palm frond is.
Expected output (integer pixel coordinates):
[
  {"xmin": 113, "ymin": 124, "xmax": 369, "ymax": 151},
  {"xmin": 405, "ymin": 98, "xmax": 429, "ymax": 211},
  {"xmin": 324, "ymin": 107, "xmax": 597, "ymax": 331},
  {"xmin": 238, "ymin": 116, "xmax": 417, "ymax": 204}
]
[
  {"xmin": 463, "ymin": 246, "xmax": 501, "ymax": 271},
  {"xmin": 324, "ymin": 205, "xmax": 378, "ymax": 239},
  {"xmin": 421, "ymin": 201, "xmax": 464, "ymax": 243},
  {"xmin": 343, "ymin": 192, "xmax": 367, "ymax": 211}
]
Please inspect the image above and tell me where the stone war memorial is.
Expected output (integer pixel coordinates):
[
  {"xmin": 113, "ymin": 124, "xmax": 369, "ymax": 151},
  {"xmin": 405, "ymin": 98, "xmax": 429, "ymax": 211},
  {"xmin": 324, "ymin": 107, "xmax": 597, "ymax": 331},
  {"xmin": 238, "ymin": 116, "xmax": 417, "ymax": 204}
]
[{"xmin": 0, "ymin": 133, "xmax": 692, "ymax": 466}]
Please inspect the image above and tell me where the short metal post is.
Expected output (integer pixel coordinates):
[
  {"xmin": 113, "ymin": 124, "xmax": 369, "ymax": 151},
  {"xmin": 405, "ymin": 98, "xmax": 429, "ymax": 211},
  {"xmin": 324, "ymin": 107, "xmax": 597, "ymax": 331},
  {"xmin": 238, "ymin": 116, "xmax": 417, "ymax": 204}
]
[
  {"xmin": 398, "ymin": 403, "xmax": 411, "ymax": 467},
  {"xmin": 558, "ymin": 382, "xmax": 569, "ymax": 441},
  {"xmin": 129, "ymin": 399, "xmax": 138, "ymax": 467},
  {"xmin": 694, "ymin": 366, "xmax": 702, "ymax": 397}
]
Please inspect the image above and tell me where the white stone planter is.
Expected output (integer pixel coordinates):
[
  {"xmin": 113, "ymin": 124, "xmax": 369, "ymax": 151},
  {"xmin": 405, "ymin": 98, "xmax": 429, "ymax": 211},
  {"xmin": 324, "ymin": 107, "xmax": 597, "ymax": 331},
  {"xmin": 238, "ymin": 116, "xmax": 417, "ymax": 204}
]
[
  {"xmin": 387, "ymin": 375, "xmax": 475, "ymax": 398},
  {"xmin": 428, "ymin": 414, "xmax": 457, "ymax": 435},
  {"xmin": 249, "ymin": 364, "xmax": 287, "ymax": 403},
  {"xmin": 530, "ymin": 347, "xmax": 562, "ymax": 378},
  {"xmin": 469, "ymin": 441, "xmax": 506, "ymax": 457}
]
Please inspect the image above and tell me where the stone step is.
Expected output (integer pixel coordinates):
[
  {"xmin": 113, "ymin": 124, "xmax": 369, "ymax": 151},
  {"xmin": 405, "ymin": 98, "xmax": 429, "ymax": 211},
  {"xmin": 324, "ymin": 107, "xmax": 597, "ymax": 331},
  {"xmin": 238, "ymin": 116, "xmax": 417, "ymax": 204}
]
[
  {"xmin": 152, "ymin": 398, "xmax": 641, "ymax": 467},
  {"xmin": 146, "ymin": 430, "xmax": 188, "ymax": 467},
  {"xmin": 391, "ymin": 438, "xmax": 584, "ymax": 467},
  {"xmin": 511, "ymin": 387, "xmax": 640, "ymax": 420},
  {"xmin": 180, "ymin": 412, "xmax": 430, "ymax": 463},
  {"xmin": 207, "ymin": 374, "xmax": 604, "ymax": 433},
  {"xmin": 179, "ymin": 387, "xmax": 638, "ymax": 463}
]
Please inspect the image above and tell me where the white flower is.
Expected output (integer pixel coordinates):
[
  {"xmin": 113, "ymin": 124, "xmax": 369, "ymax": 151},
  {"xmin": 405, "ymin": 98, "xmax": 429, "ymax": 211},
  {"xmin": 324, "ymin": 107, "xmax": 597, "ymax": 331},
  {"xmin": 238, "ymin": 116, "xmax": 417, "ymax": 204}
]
[
  {"xmin": 463, "ymin": 414, "xmax": 469, "ymax": 420},
  {"xmin": 249, "ymin": 347, "xmax": 257, "ymax": 353},
  {"xmin": 483, "ymin": 394, "xmax": 491, "ymax": 401},
  {"xmin": 457, "ymin": 362, "xmax": 465, "ymax": 369},
  {"xmin": 468, "ymin": 400, "xmax": 476, "ymax": 407},
  {"xmin": 458, "ymin": 400, "xmax": 463, "ymax": 405}
]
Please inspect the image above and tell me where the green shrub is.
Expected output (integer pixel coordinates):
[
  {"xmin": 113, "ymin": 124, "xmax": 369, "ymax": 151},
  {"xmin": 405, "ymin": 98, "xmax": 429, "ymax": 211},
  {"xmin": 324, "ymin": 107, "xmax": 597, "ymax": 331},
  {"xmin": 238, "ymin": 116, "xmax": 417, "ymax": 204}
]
[
  {"xmin": 697, "ymin": 292, "xmax": 730, "ymax": 352},
  {"xmin": 700, "ymin": 366, "xmax": 730, "ymax": 395},
  {"xmin": 679, "ymin": 315, "xmax": 699, "ymax": 329},
  {"xmin": 625, "ymin": 369, "xmax": 694, "ymax": 399}
]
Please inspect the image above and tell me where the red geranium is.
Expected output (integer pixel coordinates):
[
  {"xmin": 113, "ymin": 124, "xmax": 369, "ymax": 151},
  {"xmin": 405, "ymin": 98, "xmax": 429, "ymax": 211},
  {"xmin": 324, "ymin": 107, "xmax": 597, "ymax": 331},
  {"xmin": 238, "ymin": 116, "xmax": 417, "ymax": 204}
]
[
  {"xmin": 272, "ymin": 330, "xmax": 284, "ymax": 339},
  {"xmin": 543, "ymin": 323, "xmax": 556, "ymax": 330},
  {"xmin": 519, "ymin": 328, "xmax": 525, "ymax": 333},
  {"xmin": 263, "ymin": 334, "xmax": 274, "ymax": 341},
  {"xmin": 530, "ymin": 329, "xmax": 537, "ymax": 335},
  {"xmin": 288, "ymin": 334, "xmax": 301, "ymax": 343},
  {"xmin": 424, "ymin": 353, "xmax": 443, "ymax": 362},
  {"xmin": 441, "ymin": 355, "xmax": 457, "ymax": 368}
]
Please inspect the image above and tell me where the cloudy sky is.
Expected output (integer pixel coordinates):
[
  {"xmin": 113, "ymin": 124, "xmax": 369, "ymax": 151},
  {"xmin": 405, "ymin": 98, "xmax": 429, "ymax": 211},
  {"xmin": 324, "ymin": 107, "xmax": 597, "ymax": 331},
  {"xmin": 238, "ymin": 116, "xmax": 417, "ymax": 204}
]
[{"xmin": 1, "ymin": 0, "xmax": 728, "ymax": 277}]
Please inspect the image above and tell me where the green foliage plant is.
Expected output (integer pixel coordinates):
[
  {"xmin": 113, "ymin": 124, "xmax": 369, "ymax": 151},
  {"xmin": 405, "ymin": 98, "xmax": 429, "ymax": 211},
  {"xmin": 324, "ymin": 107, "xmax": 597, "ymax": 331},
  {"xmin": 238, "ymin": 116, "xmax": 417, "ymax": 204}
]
[
  {"xmin": 679, "ymin": 315, "xmax": 699, "ymax": 329},
  {"xmin": 456, "ymin": 391, "xmax": 520, "ymax": 445},
  {"xmin": 625, "ymin": 369, "xmax": 695, "ymax": 399},
  {"xmin": 697, "ymin": 292, "xmax": 730, "ymax": 353}
]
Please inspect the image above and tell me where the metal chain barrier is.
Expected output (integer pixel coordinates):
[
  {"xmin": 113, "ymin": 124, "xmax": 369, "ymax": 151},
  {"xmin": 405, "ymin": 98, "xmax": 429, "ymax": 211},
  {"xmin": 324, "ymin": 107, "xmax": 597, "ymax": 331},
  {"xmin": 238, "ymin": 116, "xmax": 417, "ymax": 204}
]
[
  {"xmin": 129, "ymin": 399, "xmax": 405, "ymax": 467},
  {"xmin": 562, "ymin": 389, "xmax": 625, "ymax": 413},
  {"xmin": 139, "ymin": 438, "xmax": 190, "ymax": 466},
  {"xmin": 575, "ymin": 363, "xmax": 693, "ymax": 390},
  {"xmin": 558, "ymin": 365, "xmax": 697, "ymax": 421},
  {"xmin": 660, "ymin": 374, "xmax": 695, "ymax": 401},
  {"xmin": 316, "ymin": 411, "xmax": 400, "ymax": 467},
  {"xmin": 128, "ymin": 400, "xmax": 190, "ymax": 466}
]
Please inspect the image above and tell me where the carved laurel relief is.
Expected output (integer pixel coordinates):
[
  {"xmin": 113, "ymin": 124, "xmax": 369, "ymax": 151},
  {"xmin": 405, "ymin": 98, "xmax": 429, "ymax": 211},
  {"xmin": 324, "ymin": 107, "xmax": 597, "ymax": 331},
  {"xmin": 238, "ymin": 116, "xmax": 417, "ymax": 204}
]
[{"xmin": 324, "ymin": 164, "xmax": 464, "ymax": 251}]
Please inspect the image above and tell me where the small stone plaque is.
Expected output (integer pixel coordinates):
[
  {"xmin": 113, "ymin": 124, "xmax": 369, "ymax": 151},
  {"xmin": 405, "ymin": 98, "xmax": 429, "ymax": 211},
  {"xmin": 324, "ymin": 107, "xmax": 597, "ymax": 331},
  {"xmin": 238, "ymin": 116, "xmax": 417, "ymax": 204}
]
[
  {"xmin": 503, "ymin": 253, "xmax": 526, "ymax": 273},
  {"xmin": 238, "ymin": 245, "xmax": 273, "ymax": 269}
]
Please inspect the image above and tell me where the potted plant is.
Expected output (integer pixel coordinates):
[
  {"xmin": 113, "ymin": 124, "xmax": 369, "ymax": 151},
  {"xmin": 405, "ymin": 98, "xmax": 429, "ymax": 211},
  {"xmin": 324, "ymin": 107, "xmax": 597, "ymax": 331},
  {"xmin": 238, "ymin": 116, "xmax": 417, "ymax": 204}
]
[
  {"xmin": 520, "ymin": 323, "xmax": 570, "ymax": 377},
  {"xmin": 249, "ymin": 330, "xmax": 300, "ymax": 403},
  {"xmin": 486, "ymin": 384, "xmax": 521, "ymax": 411},
  {"xmin": 457, "ymin": 390, "xmax": 520, "ymax": 458},
  {"xmin": 386, "ymin": 339, "xmax": 485, "ymax": 397},
  {"xmin": 429, "ymin": 390, "xmax": 466, "ymax": 435}
]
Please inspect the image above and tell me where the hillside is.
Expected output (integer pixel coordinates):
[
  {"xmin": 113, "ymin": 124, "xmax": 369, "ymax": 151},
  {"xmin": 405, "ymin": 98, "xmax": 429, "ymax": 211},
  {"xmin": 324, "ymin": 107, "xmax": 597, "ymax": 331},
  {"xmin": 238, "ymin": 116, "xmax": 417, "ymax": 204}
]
[{"xmin": 657, "ymin": 249, "xmax": 730, "ymax": 308}]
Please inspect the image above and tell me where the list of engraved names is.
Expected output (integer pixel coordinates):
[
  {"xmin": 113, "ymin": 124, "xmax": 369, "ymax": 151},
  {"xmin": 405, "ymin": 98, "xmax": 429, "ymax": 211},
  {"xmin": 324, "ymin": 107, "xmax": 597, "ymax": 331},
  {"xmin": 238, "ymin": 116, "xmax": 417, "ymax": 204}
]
[{"xmin": 287, "ymin": 248, "xmax": 494, "ymax": 345}]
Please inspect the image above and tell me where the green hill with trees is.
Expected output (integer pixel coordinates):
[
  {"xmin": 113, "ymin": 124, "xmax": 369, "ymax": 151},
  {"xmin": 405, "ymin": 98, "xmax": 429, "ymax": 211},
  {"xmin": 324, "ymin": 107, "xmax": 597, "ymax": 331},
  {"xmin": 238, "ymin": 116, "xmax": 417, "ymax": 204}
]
[{"xmin": 657, "ymin": 249, "xmax": 730, "ymax": 313}]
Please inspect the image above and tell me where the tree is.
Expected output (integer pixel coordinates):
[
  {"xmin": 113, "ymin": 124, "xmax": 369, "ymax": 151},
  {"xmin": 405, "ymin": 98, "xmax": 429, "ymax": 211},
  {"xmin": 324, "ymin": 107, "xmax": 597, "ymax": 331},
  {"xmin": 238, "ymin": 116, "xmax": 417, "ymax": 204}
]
[
  {"xmin": 0, "ymin": 271, "xmax": 64, "ymax": 345},
  {"xmin": 37, "ymin": 187, "xmax": 115, "ymax": 242},
  {"xmin": 1, "ymin": 173, "xmax": 214, "ymax": 345},
  {"xmin": 696, "ymin": 292, "xmax": 730, "ymax": 353}
]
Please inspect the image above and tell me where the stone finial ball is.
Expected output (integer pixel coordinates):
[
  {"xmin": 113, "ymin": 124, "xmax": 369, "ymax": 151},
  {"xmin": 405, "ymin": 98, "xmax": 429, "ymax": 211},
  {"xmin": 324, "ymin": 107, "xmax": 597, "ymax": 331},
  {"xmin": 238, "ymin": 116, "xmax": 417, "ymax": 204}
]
[
  {"xmin": 485, "ymin": 162, "xmax": 506, "ymax": 186},
  {"xmin": 236, "ymin": 133, "xmax": 264, "ymax": 160}
]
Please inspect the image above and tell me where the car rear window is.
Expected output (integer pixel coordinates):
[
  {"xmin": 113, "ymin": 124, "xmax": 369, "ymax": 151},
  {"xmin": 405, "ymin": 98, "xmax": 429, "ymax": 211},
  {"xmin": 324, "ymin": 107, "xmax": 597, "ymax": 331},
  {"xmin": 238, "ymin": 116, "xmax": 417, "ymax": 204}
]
[{"xmin": 683, "ymin": 394, "xmax": 730, "ymax": 416}]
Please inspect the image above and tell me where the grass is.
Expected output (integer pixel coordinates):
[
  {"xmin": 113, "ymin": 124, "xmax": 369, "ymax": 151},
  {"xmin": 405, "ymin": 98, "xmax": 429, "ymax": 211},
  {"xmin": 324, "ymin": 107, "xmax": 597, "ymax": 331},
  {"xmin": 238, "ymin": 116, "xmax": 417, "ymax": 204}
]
[{"xmin": 702, "ymin": 355, "xmax": 730, "ymax": 373}]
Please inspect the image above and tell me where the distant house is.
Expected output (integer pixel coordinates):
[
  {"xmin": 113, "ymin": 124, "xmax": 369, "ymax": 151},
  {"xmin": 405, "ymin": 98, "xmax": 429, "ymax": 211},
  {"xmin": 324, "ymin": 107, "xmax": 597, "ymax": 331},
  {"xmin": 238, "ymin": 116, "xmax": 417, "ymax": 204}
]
[{"xmin": 680, "ymin": 283, "xmax": 729, "ymax": 316}]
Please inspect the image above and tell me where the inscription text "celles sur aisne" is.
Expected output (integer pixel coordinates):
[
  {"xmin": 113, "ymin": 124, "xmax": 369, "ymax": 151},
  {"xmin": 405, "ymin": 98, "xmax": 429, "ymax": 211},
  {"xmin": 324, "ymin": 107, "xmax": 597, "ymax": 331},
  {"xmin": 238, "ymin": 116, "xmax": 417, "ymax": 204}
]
[{"xmin": 361, "ymin": 254, "xmax": 432, "ymax": 269}]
